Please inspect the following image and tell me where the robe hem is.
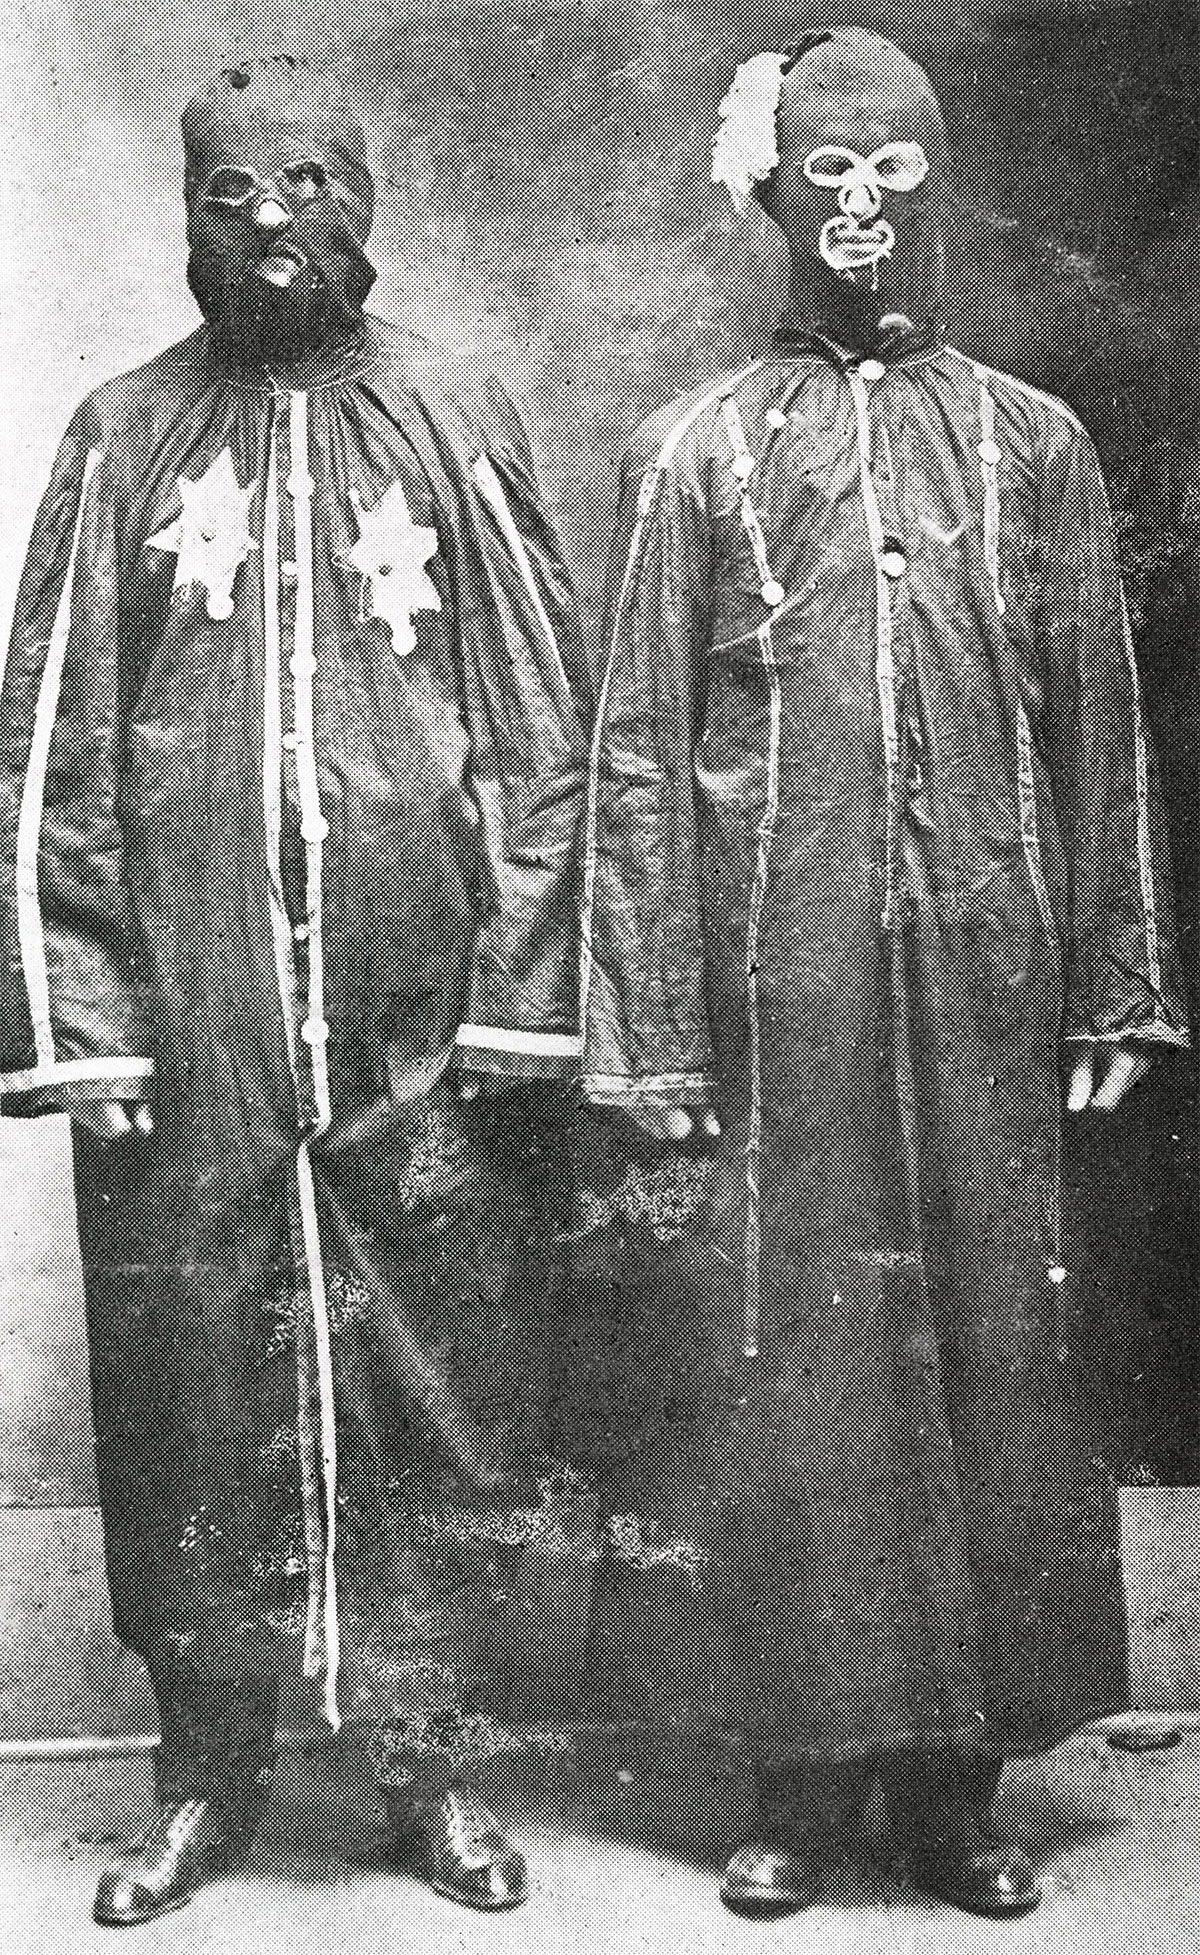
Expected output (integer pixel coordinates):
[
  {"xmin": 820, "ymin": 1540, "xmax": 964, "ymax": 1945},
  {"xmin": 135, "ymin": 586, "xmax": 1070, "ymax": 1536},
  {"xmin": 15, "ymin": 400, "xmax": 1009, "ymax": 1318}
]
[
  {"xmin": 373, "ymin": 1699, "xmax": 1134, "ymax": 1778},
  {"xmin": 488, "ymin": 1699, "xmax": 1134, "ymax": 1769}
]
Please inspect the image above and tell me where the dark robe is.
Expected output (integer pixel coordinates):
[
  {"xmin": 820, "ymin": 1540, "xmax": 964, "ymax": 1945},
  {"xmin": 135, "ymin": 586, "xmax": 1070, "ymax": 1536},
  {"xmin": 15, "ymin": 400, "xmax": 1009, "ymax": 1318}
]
[
  {"xmin": 578, "ymin": 61, "xmax": 1190, "ymax": 1761},
  {"xmin": 0, "ymin": 316, "xmax": 585, "ymax": 1717}
]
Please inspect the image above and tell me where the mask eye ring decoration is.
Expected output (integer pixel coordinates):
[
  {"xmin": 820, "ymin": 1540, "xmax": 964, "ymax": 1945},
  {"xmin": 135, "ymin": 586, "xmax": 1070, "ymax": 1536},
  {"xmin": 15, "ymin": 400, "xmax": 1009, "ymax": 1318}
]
[
  {"xmin": 803, "ymin": 144, "xmax": 928, "ymax": 196},
  {"xmin": 199, "ymin": 159, "xmax": 331, "ymax": 213},
  {"xmin": 802, "ymin": 146, "xmax": 867, "ymax": 187}
]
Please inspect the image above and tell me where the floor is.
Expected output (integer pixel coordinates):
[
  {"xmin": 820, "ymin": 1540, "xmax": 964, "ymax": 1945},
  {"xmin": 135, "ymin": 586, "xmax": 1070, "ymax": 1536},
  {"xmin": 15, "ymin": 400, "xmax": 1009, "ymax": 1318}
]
[{"xmin": 1, "ymin": 1725, "xmax": 1198, "ymax": 1955}]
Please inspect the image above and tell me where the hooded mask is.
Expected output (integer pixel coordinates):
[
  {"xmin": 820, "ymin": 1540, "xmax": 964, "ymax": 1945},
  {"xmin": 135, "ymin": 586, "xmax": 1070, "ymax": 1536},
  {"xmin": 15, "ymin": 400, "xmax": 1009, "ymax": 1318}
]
[
  {"xmin": 184, "ymin": 56, "xmax": 377, "ymax": 367},
  {"xmin": 714, "ymin": 30, "xmax": 950, "ymax": 358}
]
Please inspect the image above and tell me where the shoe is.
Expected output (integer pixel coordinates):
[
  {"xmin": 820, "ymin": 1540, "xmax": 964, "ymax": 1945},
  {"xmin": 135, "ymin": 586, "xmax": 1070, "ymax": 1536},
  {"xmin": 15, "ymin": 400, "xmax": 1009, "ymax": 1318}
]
[
  {"xmin": 93, "ymin": 1799, "xmax": 250, "ymax": 1927},
  {"xmin": 720, "ymin": 1837, "xmax": 822, "ymax": 1918},
  {"xmin": 718, "ymin": 1756, "xmax": 866, "ymax": 1918},
  {"xmin": 885, "ymin": 1754, "xmax": 1040, "ymax": 1919},
  {"xmin": 903, "ymin": 1837, "xmax": 1042, "ymax": 1919},
  {"xmin": 386, "ymin": 1782, "xmax": 529, "ymax": 1910}
]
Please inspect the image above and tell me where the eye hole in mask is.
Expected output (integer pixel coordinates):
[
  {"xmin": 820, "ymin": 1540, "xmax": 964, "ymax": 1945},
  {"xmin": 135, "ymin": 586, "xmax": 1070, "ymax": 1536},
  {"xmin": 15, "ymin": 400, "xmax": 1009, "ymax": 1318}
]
[
  {"xmin": 201, "ymin": 166, "xmax": 261, "ymax": 208},
  {"xmin": 866, "ymin": 143, "xmax": 928, "ymax": 193},
  {"xmin": 279, "ymin": 159, "xmax": 327, "ymax": 202}
]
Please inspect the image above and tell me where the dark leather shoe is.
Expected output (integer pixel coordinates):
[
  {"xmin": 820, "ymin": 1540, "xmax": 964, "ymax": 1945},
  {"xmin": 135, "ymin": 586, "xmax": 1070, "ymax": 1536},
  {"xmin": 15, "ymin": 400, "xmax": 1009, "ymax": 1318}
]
[
  {"xmin": 904, "ymin": 1840, "xmax": 1042, "ymax": 1919},
  {"xmin": 386, "ymin": 1783, "xmax": 528, "ymax": 1910},
  {"xmin": 720, "ymin": 1838, "xmax": 822, "ymax": 1918},
  {"xmin": 93, "ymin": 1799, "xmax": 249, "ymax": 1926}
]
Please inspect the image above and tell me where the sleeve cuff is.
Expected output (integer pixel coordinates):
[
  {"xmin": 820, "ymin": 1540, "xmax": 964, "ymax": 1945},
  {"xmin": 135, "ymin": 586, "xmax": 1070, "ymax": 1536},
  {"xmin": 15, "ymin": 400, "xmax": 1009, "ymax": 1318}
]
[
  {"xmin": 455, "ymin": 1024, "xmax": 582, "ymax": 1081},
  {"xmin": 581, "ymin": 1069, "xmax": 715, "ymax": 1107},
  {"xmin": 1062, "ymin": 1021, "xmax": 1191, "ymax": 1051},
  {"xmin": 0, "ymin": 1057, "xmax": 154, "ymax": 1116}
]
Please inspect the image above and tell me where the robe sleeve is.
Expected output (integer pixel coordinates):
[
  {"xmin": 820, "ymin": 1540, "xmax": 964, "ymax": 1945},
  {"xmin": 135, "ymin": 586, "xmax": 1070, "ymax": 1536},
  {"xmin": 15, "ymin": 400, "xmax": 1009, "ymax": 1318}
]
[
  {"xmin": 580, "ymin": 435, "xmax": 717, "ymax": 1106},
  {"xmin": 1035, "ymin": 416, "xmax": 1191, "ymax": 1049},
  {"xmin": 445, "ymin": 388, "xmax": 588, "ymax": 1082},
  {"xmin": 0, "ymin": 406, "xmax": 153, "ymax": 1117}
]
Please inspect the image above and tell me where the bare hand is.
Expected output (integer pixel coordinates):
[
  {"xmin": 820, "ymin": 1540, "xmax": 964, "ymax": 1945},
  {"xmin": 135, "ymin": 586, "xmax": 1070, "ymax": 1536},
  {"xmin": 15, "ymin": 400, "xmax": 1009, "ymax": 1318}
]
[
  {"xmin": 457, "ymin": 1073, "xmax": 518, "ymax": 1102},
  {"xmin": 71, "ymin": 1100, "xmax": 154, "ymax": 1141},
  {"xmin": 623, "ymin": 1102, "xmax": 722, "ymax": 1147},
  {"xmin": 1066, "ymin": 1044, "xmax": 1154, "ymax": 1114}
]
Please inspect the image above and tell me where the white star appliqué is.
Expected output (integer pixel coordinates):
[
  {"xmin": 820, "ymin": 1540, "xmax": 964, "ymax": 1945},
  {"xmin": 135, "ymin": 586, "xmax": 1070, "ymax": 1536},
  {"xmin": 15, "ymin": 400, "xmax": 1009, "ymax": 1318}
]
[
  {"xmin": 348, "ymin": 481, "xmax": 442, "ymax": 658},
  {"xmin": 145, "ymin": 449, "xmax": 257, "ymax": 621}
]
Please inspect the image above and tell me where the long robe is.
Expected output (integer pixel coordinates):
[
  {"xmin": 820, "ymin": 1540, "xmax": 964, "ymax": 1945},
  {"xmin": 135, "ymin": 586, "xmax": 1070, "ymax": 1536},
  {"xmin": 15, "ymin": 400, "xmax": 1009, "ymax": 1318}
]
[
  {"xmin": 0, "ymin": 316, "xmax": 585, "ymax": 1714},
  {"xmin": 579, "ymin": 341, "xmax": 1190, "ymax": 1767}
]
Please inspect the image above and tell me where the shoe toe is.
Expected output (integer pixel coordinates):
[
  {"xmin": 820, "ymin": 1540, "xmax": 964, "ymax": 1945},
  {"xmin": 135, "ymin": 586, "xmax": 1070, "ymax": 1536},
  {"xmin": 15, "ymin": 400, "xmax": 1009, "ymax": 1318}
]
[
  {"xmin": 91, "ymin": 1799, "xmax": 244, "ymax": 1926},
  {"xmin": 984, "ymin": 1849, "xmax": 1041, "ymax": 1911},
  {"xmin": 721, "ymin": 1841, "xmax": 820, "ymax": 1917},
  {"xmin": 456, "ymin": 1831, "xmax": 527, "ymax": 1909},
  {"xmin": 400, "ymin": 1793, "xmax": 530, "ymax": 1912},
  {"xmin": 479, "ymin": 1850, "xmax": 528, "ymax": 1909},
  {"xmin": 907, "ymin": 1843, "xmax": 1042, "ymax": 1918},
  {"xmin": 93, "ymin": 1870, "xmax": 157, "ymax": 1926},
  {"xmin": 431, "ymin": 1848, "xmax": 528, "ymax": 1910}
]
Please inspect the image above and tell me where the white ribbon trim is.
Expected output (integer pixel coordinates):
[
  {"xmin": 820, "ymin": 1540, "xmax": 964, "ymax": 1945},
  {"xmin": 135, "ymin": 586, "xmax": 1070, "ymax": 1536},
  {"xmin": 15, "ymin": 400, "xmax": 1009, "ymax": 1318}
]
[
  {"xmin": 0, "ymin": 1056, "xmax": 154, "ymax": 1095},
  {"xmin": 289, "ymin": 394, "xmax": 331, "ymax": 1141},
  {"xmin": 16, "ymin": 449, "xmax": 101, "ymax": 1069},
  {"xmin": 743, "ymin": 620, "xmax": 781, "ymax": 1360},
  {"xmin": 456, "ymin": 1024, "xmax": 582, "ymax": 1057},
  {"xmin": 471, "ymin": 454, "xmax": 572, "ymax": 701},
  {"xmin": 847, "ymin": 371, "xmax": 901, "ymax": 929},
  {"xmin": 295, "ymin": 1142, "xmax": 340, "ymax": 1731}
]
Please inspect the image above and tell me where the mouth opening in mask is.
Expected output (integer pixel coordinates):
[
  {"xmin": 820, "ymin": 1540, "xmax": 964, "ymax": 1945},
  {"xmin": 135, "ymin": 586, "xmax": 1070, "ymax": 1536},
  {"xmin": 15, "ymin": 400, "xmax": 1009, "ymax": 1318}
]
[
  {"xmin": 819, "ymin": 215, "xmax": 897, "ymax": 279},
  {"xmin": 255, "ymin": 244, "xmax": 308, "ymax": 288}
]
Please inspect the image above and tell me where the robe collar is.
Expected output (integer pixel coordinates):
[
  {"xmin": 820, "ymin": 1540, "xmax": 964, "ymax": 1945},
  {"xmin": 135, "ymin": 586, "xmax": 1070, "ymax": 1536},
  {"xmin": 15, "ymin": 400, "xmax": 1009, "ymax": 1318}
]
[
  {"xmin": 773, "ymin": 319, "xmax": 942, "ymax": 370},
  {"xmin": 202, "ymin": 317, "xmax": 380, "ymax": 391}
]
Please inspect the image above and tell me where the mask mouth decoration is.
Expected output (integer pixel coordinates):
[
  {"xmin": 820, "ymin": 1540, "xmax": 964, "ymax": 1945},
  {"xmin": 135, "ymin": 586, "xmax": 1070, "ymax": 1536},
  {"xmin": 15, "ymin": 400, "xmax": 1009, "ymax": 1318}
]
[{"xmin": 819, "ymin": 214, "xmax": 896, "ymax": 276}]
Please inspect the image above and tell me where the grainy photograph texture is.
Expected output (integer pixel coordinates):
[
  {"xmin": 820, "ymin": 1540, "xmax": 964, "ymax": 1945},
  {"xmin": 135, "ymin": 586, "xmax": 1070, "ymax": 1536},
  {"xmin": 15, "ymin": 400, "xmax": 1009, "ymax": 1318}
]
[{"xmin": 0, "ymin": 5, "xmax": 1196, "ymax": 1951}]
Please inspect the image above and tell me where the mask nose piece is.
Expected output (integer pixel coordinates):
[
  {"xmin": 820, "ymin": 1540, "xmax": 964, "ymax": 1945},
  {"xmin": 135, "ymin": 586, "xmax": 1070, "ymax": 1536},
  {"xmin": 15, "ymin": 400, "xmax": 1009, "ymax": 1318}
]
[
  {"xmin": 254, "ymin": 197, "xmax": 292, "ymax": 235},
  {"xmin": 840, "ymin": 177, "xmax": 881, "ymax": 222}
]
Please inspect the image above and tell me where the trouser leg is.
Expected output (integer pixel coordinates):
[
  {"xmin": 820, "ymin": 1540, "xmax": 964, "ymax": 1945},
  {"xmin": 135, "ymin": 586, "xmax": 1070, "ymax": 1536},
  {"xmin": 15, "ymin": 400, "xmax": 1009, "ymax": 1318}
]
[
  {"xmin": 884, "ymin": 1753, "xmax": 1005, "ymax": 1847},
  {"xmin": 753, "ymin": 1758, "xmax": 870, "ymax": 1846},
  {"xmin": 152, "ymin": 1674, "xmax": 280, "ymax": 1813},
  {"xmin": 882, "ymin": 1750, "xmax": 1041, "ymax": 1917}
]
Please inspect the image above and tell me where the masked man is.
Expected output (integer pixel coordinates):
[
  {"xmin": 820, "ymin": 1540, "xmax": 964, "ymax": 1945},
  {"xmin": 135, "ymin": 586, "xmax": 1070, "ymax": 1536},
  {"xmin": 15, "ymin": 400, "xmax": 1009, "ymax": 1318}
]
[
  {"xmin": 0, "ymin": 56, "xmax": 585, "ymax": 1925},
  {"xmin": 581, "ymin": 31, "xmax": 1190, "ymax": 1923}
]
